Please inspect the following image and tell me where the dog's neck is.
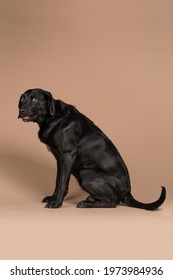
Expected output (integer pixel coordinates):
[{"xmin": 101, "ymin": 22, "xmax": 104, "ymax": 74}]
[{"xmin": 37, "ymin": 115, "xmax": 47, "ymax": 127}]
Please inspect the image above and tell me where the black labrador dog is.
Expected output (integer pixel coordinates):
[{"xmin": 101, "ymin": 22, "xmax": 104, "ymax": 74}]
[{"xmin": 18, "ymin": 88, "xmax": 166, "ymax": 209}]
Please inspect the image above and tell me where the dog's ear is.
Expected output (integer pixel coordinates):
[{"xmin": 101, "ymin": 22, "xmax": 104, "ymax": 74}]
[{"xmin": 45, "ymin": 91, "xmax": 55, "ymax": 116}]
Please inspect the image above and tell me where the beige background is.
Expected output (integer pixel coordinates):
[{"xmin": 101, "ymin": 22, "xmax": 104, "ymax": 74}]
[{"xmin": 0, "ymin": 0, "xmax": 173, "ymax": 260}]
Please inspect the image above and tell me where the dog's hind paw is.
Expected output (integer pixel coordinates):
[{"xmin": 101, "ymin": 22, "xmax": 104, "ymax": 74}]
[
  {"xmin": 77, "ymin": 199, "xmax": 117, "ymax": 208},
  {"xmin": 76, "ymin": 201, "xmax": 91, "ymax": 208}
]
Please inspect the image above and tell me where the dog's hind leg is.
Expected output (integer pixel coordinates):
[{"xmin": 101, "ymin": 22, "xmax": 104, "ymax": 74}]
[{"xmin": 78, "ymin": 170, "xmax": 118, "ymax": 208}]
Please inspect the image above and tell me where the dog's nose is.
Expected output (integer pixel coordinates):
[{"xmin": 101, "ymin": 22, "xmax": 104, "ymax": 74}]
[
  {"xmin": 18, "ymin": 108, "xmax": 26, "ymax": 118},
  {"xmin": 19, "ymin": 108, "xmax": 26, "ymax": 114}
]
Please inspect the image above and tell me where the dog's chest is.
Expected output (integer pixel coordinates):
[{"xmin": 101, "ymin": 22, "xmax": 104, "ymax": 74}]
[
  {"xmin": 38, "ymin": 127, "xmax": 51, "ymax": 144},
  {"xmin": 38, "ymin": 129, "xmax": 59, "ymax": 156}
]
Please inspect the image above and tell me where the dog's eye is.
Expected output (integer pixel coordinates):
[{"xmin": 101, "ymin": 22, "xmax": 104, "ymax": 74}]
[{"xmin": 32, "ymin": 98, "xmax": 38, "ymax": 103}]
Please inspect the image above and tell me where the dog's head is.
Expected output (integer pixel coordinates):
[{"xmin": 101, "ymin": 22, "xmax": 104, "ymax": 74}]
[{"xmin": 18, "ymin": 88, "xmax": 55, "ymax": 124}]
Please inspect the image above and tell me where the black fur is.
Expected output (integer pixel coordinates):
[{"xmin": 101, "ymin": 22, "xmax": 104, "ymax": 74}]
[{"xmin": 18, "ymin": 88, "xmax": 166, "ymax": 209}]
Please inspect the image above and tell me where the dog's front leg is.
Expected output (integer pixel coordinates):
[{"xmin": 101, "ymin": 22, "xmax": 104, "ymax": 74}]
[{"xmin": 43, "ymin": 153, "xmax": 75, "ymax": 208}]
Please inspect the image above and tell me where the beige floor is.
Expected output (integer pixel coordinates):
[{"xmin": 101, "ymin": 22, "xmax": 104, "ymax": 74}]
[{"xmin": 0, "ymin": 147, "xmax": 172, "ymax": 260}]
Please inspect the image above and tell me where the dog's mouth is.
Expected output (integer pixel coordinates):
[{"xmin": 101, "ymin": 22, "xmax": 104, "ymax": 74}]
[
  {"xmin": 19, "ymin": 114, "xmax": 36, "ymax": 122},
  {"xmin": 22, "ymin": 116, "xmax": 32, "ymax": 122}
]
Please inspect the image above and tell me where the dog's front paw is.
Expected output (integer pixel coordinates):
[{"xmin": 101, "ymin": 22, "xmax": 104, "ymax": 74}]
[
  {"xmin": 45, "ymin": 200, "xmax": 62, "ymax": 209},
  {"xmin": 42, "ymin": 195, "xmax": 55, "ymax": 203}
]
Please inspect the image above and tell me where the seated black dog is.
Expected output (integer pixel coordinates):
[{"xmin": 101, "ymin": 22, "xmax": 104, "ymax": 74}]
[{"xmin": 18, "ymin": 88, "xmax": 166, "ymax": 209}]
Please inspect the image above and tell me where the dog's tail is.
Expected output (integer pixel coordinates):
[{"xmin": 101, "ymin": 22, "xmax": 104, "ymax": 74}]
[{"xmin": 122, "ymin": 186, "xmax": 166, "ymax": 210}]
